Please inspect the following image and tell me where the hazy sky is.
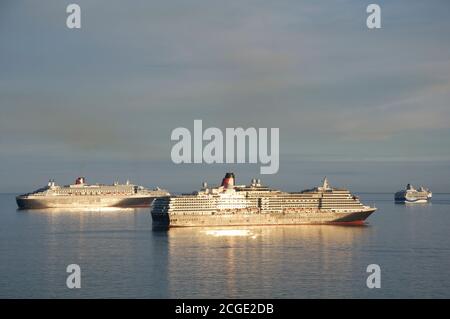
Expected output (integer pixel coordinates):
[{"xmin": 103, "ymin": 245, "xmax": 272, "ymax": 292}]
[{"xmin": 1, "ymin": 0, "xmax": 450, "ymax": 193}]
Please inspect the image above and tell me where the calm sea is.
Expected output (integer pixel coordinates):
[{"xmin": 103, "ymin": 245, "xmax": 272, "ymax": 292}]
[{"xmin": 0, "ymin": 193, "xmax": 449, "ymax": 298}]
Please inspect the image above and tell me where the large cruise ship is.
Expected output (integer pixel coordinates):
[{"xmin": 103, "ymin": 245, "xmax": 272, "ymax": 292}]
[
  {"xmin": 16, "ymin": 177, "xmax": 169, "ymax": 209},
  {"xmin": 395, "ymin": 184, "xmax": 432, "ymax": 203},
  {"xmin": 151, "ymin": 173, "xmax": 376, "ymax": 227}
]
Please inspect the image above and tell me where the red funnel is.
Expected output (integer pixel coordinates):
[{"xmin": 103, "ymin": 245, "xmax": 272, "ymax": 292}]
[{"xmin": 221, "ymin": 172, "xmax": 235, "ymax": 188}]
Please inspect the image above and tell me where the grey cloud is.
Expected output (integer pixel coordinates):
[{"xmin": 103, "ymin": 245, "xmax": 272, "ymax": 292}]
[{"xmin": 1, "ymin": 0, "xmax": 450, "ymax": 192}]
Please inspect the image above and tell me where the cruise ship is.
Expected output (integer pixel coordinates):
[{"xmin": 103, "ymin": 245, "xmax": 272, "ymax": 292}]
[
  {"xmin": 395, "ymin": 184, "xmax": 432, "ymax": 203},
  {"xmin": 151, "ymin": 173, "xmax": 376, "ymax": 227},
  {"xmin": 16, "ymin": 177, "xmax": 169, "ymax": 209}
]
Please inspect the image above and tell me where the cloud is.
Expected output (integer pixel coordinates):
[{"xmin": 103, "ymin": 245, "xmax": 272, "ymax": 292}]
[{"xmin": 1, "ymin": 0, "xmax": 450, "ymax": 167}]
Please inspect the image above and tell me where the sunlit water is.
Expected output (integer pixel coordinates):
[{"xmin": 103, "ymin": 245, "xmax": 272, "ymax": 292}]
[{"xmin": 0, "ymin": 193, "xmax": 449, "ymax": 298}]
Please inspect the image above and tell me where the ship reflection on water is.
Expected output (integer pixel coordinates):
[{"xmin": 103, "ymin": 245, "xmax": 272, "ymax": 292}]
[
  {"xmin": 164, "ymin": 225, "xmax": 371, "ymax": 298},
  {"xmin": 17, "ymin": 207, "xmax": 138, "ymax": 214},
  {"xmin": 165, "ymin": 224, "xmax": 369, "ymax": 239},
  {"xmin": 204, "ymin": 229, "xmax": 258, "ymax": 238}
]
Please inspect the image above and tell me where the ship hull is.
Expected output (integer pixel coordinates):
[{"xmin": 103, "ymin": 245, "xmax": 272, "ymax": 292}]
[
  {"xmin": 395, "ymin": 198, "xmax": 429, "ymax": 204},
  {"xmin": 151, "ymin": 208, "xmax": 376, "ymax": 228},
  {"xmin": 16, "ymin": 195, "xmax": 156, "ymax": 209}
]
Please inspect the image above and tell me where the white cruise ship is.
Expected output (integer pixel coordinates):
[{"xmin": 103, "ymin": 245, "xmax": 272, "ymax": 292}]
[
  {"xmin": 17, "ymin": 177, "xmax": 169, "ymax": 209},
  {"xmin": 151, "ymin": 173, "xmax": 376, "ymax": 227},
  {"xmin": 395, "ymin": 184, "xmax": 432, "ymax": 203}
]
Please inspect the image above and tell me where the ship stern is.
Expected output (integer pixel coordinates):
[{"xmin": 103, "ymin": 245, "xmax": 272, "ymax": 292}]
[{"xmin": 151, "ymin": 212, "xmax": 171, "ymax": 229}]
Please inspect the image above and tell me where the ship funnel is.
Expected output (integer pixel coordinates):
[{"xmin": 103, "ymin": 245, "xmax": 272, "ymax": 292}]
[
  {"xmin": 221, "ymin": 172, "xmax": 235, "ymax": 189},
  {"xmin": 75, "ymin": 177, "xmax": 85, "ymax": 185}
]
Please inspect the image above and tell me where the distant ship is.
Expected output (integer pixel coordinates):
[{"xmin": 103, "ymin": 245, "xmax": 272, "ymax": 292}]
[
  {"xmin": 16, "ymin": 177, "xmax": 169, "ymax": 209},
  {"xmin": 395, "ymin": 184, "xmax": 432, "ymax": 204},
  {"xmin": 151, "ymin": 173, "xmax": 376, "ymax": 228}
]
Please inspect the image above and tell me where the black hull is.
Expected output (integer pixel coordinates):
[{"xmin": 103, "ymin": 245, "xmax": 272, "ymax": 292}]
[
  {"xmin": 16, "ymin": 196, "xmax": 155, "ymax": 210},
  {"xmin": 152, "ymin": 209, "xmax": 376, "ymax": 228}
]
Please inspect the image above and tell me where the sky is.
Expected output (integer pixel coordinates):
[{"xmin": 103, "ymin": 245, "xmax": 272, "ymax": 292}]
[{"xmin": 1, "ymin": 0, "xmax": 450, "ymax": 193}]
